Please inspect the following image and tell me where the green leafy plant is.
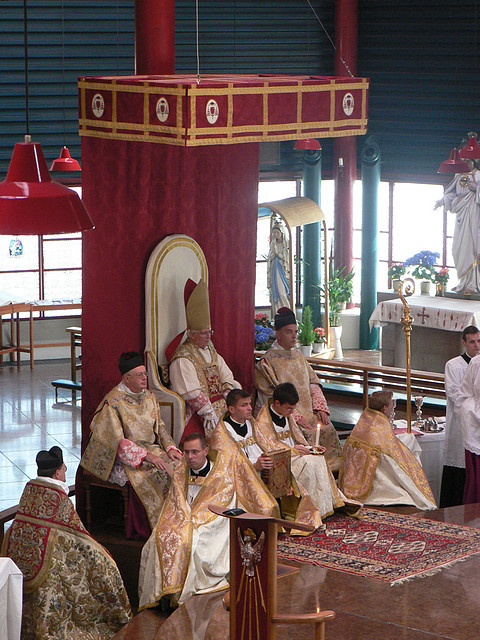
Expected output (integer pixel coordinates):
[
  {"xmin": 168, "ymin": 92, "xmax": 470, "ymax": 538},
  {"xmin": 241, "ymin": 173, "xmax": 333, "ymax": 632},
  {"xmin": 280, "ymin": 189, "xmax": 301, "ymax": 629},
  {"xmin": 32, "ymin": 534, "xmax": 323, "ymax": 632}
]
[
  {"xmin": 319, "ymin": 265, "xmax": 355, "ymax": 326},
  {"xmin": 387, "ymin": 263, "xmax": 406, "ymax": 279},
  {"xmin": 298, "ymin": 305, "xmax": 315, "ymax": 345},
  {"xmin": 433, "ymin": 267, "xmax": 449, "ymax": 284},
  {"xmin": 411, "ymin": 264, "xmax": 436, "ymax": 282}
]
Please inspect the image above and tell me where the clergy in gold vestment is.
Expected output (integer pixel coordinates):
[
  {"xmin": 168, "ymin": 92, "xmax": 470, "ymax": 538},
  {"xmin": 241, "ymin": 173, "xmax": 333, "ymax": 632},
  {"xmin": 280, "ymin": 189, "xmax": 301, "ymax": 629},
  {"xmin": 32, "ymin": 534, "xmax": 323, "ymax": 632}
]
[
  {"xmin": 211, "ymin": 389, "xmax": 324, "ymax": 532},
  {"xmin": 256, "ymin": 383, "xmax": 361, "ymax": 519},
  {"xmin": 2, "ymin": 447, "xmax": 131, "ymax": 640},
  {"xmin": 254, "ymin": 307, "xmax": 342, "ymax": 470},
  {"xmin": 81, "ymin": 352, "xmax": 183, "ymax": 532},
  {"xmin": 339, "ymin": 390, "xmax": 436, "ymax": 510},
  {"xmin": 138, "ymin": 433, "xmax": 279, "ymax": 609},
  {"xmin": 168, "ymin": 279, "xmax": 241, "ymax": 441}
]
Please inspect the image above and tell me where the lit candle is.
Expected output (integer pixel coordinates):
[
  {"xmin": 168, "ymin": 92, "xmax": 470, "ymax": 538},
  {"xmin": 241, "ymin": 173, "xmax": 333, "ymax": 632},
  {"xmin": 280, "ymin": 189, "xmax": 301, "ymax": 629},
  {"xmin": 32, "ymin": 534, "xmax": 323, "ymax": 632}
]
[{"xmin": 314, "ymin": 423, "xmax": 321, "ymax": 447}]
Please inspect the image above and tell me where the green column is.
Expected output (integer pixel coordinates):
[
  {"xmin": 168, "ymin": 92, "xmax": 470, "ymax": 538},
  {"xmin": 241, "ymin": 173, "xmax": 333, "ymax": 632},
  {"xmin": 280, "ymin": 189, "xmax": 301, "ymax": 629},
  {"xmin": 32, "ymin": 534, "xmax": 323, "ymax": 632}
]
[
  {"xmin": 302, "ymin": 148, "xmax": 322, "ymax": 328},
  {"xmin": 360, "ymin": 136, "xmax": 380, "ymax": 349}
]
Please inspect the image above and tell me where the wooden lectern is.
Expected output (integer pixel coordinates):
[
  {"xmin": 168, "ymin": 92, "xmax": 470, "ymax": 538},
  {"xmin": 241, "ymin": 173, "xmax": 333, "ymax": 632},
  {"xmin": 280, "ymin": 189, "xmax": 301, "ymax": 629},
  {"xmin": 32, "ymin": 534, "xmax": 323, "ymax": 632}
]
[{"xmin": 210, "ymin": 506, "xmax": 335, "ymax": 640}]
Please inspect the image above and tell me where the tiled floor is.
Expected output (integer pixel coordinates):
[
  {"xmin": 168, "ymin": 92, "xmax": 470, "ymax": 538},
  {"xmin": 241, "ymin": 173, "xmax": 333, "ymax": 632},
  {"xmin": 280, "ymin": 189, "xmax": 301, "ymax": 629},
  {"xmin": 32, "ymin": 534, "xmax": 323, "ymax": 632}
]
[{"xmin": 0, "ymin": 359, "xmax": 81, "ymax": 511}]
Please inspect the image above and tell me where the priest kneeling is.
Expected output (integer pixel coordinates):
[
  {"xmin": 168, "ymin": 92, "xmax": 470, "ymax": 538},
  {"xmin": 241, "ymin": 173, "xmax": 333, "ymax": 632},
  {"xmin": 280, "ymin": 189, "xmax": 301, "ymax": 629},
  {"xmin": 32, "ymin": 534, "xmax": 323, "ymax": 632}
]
[
  {"xmin": 339, "ymin": 390, "xmax": 436, "ymax": 510},
  {"xmin": 138, "ymin": 432, "xmax": 279, "ymax": 609}
]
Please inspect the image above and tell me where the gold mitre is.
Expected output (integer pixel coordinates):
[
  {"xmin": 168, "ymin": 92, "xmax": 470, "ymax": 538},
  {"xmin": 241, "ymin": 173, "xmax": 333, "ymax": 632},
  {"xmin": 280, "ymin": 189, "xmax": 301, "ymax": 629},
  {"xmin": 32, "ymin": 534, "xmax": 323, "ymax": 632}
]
[{"xmin": 185, "ymin": 278, "xmax": 211, "ymax": 331}]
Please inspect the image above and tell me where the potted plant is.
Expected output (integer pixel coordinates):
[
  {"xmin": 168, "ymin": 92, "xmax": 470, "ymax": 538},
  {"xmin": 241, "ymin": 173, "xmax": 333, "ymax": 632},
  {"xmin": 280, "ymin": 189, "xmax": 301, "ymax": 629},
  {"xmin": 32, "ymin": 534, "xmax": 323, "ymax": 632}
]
[
  {"xmin": 387, "ymin": 263, "xmax": 406, "ymax": 291},
  {"xmin": 320, "ymin": 265, "xmax": 354, "ymax": 359},
  {"xmin": 404, "ymin": 251, "xmax": 439, "ymax": 295},
  {"xmin": 433, "ymin": 267, "xmax": 449, "ymax": 296},
  {"xmin": 297, "ymin": 305, "xmax": 315, "ymax": 356},
  {"xmin": 312, "ymin": 326, "xmax": 327, "ymax": 353},
  {"xmin": 254, "ymin": 313, "xmax": 275, "ymax": 350}
]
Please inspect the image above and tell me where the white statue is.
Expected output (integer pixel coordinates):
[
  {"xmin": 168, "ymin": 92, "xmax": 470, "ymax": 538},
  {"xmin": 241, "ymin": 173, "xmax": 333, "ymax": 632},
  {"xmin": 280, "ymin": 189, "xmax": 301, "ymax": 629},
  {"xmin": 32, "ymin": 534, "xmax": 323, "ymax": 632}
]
[
  {"xmin": 267, "ymin": 223, "xmax": 290, "ymax": 315},
  {"xmin": 435, "ymin": 150, "xmax": 480, "ymax": 294}
]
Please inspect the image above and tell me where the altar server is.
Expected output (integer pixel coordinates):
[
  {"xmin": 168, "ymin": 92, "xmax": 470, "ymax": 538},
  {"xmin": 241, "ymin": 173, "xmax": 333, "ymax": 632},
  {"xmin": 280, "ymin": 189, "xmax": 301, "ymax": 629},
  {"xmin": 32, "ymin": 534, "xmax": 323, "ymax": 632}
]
[{"xmin": 440, "ymin": 325, "xmax": 480, "ymax": 506}]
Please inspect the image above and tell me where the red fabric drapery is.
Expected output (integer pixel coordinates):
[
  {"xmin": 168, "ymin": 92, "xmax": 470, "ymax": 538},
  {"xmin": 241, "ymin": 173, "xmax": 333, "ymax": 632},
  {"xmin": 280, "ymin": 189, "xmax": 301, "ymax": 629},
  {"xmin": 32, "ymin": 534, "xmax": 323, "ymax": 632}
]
[{"xmin": 80, "ymin": 138, "xmax": 259, "ymax": 439}]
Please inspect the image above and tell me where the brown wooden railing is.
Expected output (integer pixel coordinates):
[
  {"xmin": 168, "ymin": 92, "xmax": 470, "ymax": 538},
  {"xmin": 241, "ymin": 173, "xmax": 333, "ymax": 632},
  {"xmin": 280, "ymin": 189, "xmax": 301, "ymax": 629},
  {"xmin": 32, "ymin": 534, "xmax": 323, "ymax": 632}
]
[{"xmin": 254, "ymin": 352, "xmax": 445, "ymax": 409}]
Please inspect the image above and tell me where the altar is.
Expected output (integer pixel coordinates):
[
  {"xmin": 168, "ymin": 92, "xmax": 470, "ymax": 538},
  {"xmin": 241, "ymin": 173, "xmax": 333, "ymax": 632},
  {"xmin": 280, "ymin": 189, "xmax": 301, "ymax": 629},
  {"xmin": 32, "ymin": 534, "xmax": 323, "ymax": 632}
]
[{"xmin": 369, "ymin": 294, "xmax": 480, "ymax": 373}]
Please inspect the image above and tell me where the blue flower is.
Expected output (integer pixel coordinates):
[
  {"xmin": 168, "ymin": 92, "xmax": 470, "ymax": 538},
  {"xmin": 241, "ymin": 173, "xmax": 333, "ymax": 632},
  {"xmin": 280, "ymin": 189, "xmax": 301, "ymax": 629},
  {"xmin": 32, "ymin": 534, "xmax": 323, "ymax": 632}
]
[
  {"xmin": 254, "ymin": 324, "xmax": 274, "ymax": 345},
  {"xmin": 404, "ymin": 251, "xmax": 440, "ymax": 267}
]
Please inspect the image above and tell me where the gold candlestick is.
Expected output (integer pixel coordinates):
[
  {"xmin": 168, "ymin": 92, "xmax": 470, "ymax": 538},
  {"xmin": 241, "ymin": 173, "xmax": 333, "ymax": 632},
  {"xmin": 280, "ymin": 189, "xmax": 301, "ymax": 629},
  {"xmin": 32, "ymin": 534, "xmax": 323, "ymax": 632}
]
[{"xmin": 398, "ymin": 278, "xmax": 415, "ymax": 433}]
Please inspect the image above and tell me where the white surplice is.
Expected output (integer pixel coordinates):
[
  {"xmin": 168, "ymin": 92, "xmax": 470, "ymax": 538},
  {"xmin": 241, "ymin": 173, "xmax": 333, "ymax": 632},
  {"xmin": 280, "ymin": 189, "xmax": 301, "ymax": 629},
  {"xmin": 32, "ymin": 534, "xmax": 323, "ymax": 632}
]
[
  {"xmin": 457, "ymin": 355, "xmax": 480, "ymax": 455},
  {"xmin": 444, "ymin": 355, "xmax": 469, "ymax": 468}
]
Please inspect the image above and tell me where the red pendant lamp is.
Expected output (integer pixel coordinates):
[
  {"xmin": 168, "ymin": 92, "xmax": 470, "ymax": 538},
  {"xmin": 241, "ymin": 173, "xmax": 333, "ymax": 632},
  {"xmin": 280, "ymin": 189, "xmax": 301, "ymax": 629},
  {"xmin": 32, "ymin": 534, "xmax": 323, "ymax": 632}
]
[
  {"xmin": 0, "ymin": 136, "xmax": 94, "ymax": 235},
  {"xmin": 459, "ymin": 136, "xmax": 480, "ymax": 159},
  {"xmin": 0, "ymin": 0, "xmax": 93, "ymax": 235},
  {"xmin": 437, "ymin": 148, "xmax": 470, "ymax": 174},
  {"xmin": 294, "ymin": 139, "xmax": 322, "ymax": 150},
  {"xmin": 50, "ymin": 146, "xmax": 81, "ymax": 172}
]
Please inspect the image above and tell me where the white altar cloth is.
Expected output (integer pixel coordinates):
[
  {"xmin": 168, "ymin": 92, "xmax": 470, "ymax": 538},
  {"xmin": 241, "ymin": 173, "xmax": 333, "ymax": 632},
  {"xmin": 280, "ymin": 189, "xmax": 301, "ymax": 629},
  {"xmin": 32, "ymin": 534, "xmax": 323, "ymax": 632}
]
[
  {"xmin": 0, "ymin": 558, "xmax": 23, "ymax": 640},
  {"xmin": 369, "ymin": 295, "xmax": 480, "ymax": 332}
]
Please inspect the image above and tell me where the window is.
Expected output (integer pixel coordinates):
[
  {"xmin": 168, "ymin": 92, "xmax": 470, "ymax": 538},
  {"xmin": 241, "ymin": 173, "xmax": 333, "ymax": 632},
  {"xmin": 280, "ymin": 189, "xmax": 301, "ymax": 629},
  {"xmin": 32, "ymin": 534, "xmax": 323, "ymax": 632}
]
[
  {"xmin": 256, "ymin": 178, "xmax": 451, "ymax": 309},
  {"xmin": 0, "ymin": 187, "xmax": 82, "ymax": 317}
]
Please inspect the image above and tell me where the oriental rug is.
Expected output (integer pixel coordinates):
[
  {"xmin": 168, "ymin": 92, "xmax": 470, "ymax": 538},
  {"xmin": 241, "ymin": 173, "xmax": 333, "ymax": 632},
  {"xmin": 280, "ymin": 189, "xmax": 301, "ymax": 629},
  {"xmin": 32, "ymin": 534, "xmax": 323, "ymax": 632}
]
[{"xmin": 277, "ymin": 508, "xmax": 480, "ymax": 585}]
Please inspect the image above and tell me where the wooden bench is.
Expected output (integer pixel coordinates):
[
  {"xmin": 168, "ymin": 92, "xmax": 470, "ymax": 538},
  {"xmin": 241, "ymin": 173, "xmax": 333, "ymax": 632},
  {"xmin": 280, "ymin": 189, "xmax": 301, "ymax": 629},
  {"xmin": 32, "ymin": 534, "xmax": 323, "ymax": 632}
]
[{"xmin": 51, "ymin": 379, "xmax": 82, "ymax": 403}]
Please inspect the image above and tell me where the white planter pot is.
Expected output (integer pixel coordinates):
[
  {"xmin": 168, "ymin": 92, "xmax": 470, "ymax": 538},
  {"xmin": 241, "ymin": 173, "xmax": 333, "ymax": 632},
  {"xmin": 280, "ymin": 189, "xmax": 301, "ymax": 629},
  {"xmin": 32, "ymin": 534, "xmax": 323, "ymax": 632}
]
[
  {"xmin": 420, "ymin": 281, "xmax": 432, "ymax": 295},
  {"xmin": 331, "ymin": 325, "xmax": 343, "ymax": 359},
  {"xmin": 392, "ymin": 279, "xmax": 401, "ymax": 292},
  {"xmin": 298, "ymin": 344, "xmax": 312, "ymax": 357},
  {"xmin": 312, "ymin": 343, "xmax": 326, "ymax": 354}
]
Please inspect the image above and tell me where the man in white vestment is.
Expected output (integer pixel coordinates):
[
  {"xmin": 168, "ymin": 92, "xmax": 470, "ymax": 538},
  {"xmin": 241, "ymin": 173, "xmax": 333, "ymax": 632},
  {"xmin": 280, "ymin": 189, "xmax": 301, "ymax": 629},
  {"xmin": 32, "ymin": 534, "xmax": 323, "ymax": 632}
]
[
  {"xmin": 434, "ymin": 154, "xmax": 480, "ymax": 294},
  {"xmin": 455, "ymin": 347, "xmax": 480, "ymax": 503},
  {"xmin": 138, "ymin": 432, "xmax": 279, "ymax": 609},
  {"xmin": 211, "ymin": 389, "xmax": 324, "ymax": 530},
  {"xmin": 168, "ymin": 279, "xmax": 241, "ymax": 441},
  {"xmin": 255, "ymin": 382, "xmax": 361, "ymax": 519},
  {"xmin": 254, "ymin": 306, "xmax": 342, "ymax": 470},
  {"xmin": 339, "ymin": 390, "xmax": 436, "ymax": 510},
  {"xmin": 440, "ymin": 325, "xmax": 480, "ymax": 507}
]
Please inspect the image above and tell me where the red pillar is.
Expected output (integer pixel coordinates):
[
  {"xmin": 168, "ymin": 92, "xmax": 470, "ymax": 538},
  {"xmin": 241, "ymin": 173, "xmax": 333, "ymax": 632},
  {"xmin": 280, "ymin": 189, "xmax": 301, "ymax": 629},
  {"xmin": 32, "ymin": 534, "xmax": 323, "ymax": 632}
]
[
  {"xmin": 333, "ymin": 0, "xmax": 357, "ymax": 300},
  {"xmin": 135, "ymin": 0, "xmax": 175, "ymax": 75}
]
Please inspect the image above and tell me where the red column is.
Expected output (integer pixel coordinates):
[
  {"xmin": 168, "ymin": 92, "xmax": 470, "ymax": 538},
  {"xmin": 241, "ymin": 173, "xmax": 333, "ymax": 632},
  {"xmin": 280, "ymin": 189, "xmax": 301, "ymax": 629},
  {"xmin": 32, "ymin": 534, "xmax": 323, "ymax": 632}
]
[
  {"xmin": 333, "ymin": 0, "xmax": 357, "ymax": 300},
  {"xmin": 135, "ymin": 0, "xmax": 175, "ymax": 75}
]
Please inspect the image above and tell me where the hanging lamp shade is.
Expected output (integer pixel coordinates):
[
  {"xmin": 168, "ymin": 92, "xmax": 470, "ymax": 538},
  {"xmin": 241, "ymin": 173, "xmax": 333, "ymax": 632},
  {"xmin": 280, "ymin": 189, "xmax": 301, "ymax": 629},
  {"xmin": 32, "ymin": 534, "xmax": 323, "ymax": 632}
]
[
  {"xmin": 459, "ymin": 136, "xmax": 480, "ymax": 159},
  {"xmin": 50, "ymin": 146, "xmax": 81, "ymax": 171},
  {"xmin": 294, "ymin": 138, "xmax": 322, "ymax": 150},
  {"xmin": 0, "ymin": 137, "xmax": 94, "ymax": 235},
  {"xmin": 437, "ymin": 148, "xmax": 470, "ymax": 174}
]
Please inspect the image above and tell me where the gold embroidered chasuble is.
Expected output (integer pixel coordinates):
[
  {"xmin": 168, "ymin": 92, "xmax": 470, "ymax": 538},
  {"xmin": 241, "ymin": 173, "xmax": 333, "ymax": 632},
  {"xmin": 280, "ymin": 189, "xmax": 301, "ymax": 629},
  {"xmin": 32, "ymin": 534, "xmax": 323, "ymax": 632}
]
[
  {"xmin": 211, "ymin": 418, "xmax": 323, "ymax": 532},
  {"xmin": 254, "ymin": 344, "xmax": 342, "ymax": 469},
  {"xmin": 138, "ymin": 450, "xmax": 279, "ymax": 609},
  {"xmin": 80, "ymin": 385, "xmax": 178, "ymax": 528},
  {"xmin": 339, "ymin": 408, "xmax": 435, "ymax": 504},
  {"xmin": 2, "ymin": 479, "xmax": 131, "ymax": 640},
  {"xmin": 170, "ymin": 339, "xmax": 229, "ymax": 419},
  {"xmin": 255, "ymin": 403, "xmax": 349, "ymax": 519}
]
